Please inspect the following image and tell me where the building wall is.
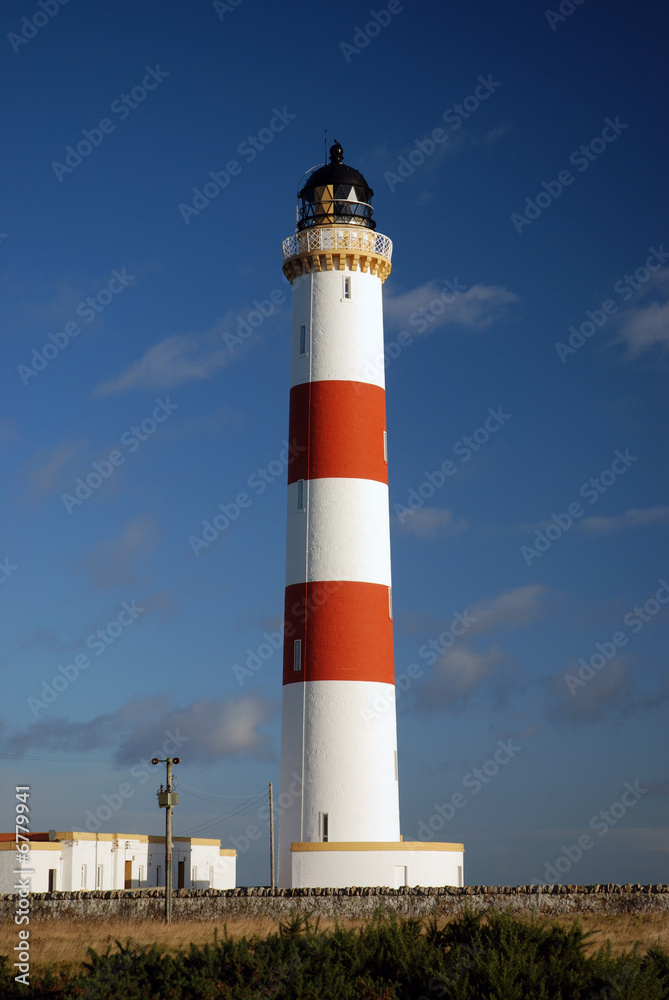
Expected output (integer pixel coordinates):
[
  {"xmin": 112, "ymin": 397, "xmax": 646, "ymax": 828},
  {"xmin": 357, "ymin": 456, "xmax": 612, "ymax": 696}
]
[
  {"xmin": 0, "ymin": 834, "xmax": 235, "ymax": 892},
  {"xmin": 57, "ymin": 836, "xmax": 150, "ymax": 890},
  {"xmin": 213, "ymin": 848, "xmax": 237, "ymax": 890},
  {"xmin": 0, "ymin": 843, "xmax": 60, "ymax": 894},
  {"xmin": 189, "ymin": 842, "xmax": 236, "ymax": 890},
  {"xmin": 290, "ymin": 843, "xmax": 464, "ymax": 889}
]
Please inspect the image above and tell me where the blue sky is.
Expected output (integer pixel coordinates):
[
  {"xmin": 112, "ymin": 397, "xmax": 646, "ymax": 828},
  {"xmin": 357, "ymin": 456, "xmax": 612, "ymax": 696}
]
[{"xmin": 2, "ymin": 0, "xmax": 668, "ymax": 887}]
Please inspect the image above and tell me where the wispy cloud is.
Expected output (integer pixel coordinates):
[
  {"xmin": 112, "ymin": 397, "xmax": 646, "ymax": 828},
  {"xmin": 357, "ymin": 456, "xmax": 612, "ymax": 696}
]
[
  {"xmin": 398, "ymin": 584, "xmax": 553, "ymax": 639},
  {"xmin": 19, "ymin": 586, "xmax": 177, "ymax": 656},
  {"xmin": 95, "ymin": 285, "xmax": 288, "ymax": 395},
  {"xmin": 172, "ymin": 404, "xmax": 244, "ymax": 440},
  {"xmin": 20, "ymin": 626, "xmax": 76, "ymax": 655},
  {"xmin": 521, "ymin": 506, "xmax": 669, "ymax": 536},
  {"xmin": 0, "ymin": 417, "xmax": 18, "ymax": 449},
  {"xmin": 368, "ymin": 121, "xmax": 513, "ymax": 200},
  {"xmin": 12, "ymin": 276, "xmax": 87, "ymax": 330},
  {"xmin": 476, "ymin": 123, "xmax": 513, "ymax": 150},
  {"xmin": 397, "ymin": 507, "xmax": 468, "ymax": 539},
  {"xmin": 580, "ymin": 505, "xmax": 669, "ymax": 534},
  {"xmin": 545, "ymin": 660, "xmax": 668, "ymax": 725},
  {"xmin": 405, "ymin": 585, "xmax": 551, "ymax": 711},
  {"xmin": 417, "ymin": 645, "xmax": 506, "ymax": 708},
  {"xmin": 615, "ymin": 267, "xmax": 669, "ymax": 360},
  {"xmin": 383, "ymin": 280, "xmax": 517, "ymax": 334},
  {"xmin": 4, "ymin": 693, "xmax": 275, "ymax": 766},
  {"xmin": 618, "ymin": 301, "xmax": 669, "ymax": 357},
  {"xmin": 645, "ymin": 779, "xmax": 669, "ymax": 800},
  {"xmin": 546, "ymin": 660, "xmax": 632, "ymax": 724},
  {"xmin": 27, "ymin": 439, "xmax": 84, "ymax": 499},
  {"xmin": 468, "ymin": 584, "xmax": 554, "ymax": 635},
  {"xmin": 95, "ymin": 331, "xmax": 235, "ymax": 395},
  {"xmin": 79, "ymin": 514, "xmax": 163, "ymax": 588}
]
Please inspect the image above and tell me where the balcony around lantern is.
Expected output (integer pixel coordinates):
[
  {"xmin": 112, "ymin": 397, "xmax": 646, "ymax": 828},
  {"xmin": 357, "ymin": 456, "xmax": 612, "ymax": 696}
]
[{"xmin": 282, "ymin": 226, "xmax": 393, "ymax": 265}]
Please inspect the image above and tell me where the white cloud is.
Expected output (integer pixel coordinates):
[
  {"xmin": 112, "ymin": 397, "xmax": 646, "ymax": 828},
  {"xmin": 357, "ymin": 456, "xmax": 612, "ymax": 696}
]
[
  {"xmin": 617, "ymin": 300, "xmax": 669, "ymax": 357},
  {"xmin": 580, "ymin": 506, "xmax": 669, "ymax": 534},
  {"xmin": 419, "ymin": 645, "xmax": 505, "ymax": 707},
  {"xmin": 383, "ymin": 281, "xmax": 517, "ymax": 335},
  {"xmin": 95, "ymin": 286, "xmax": 288, "ymax": 395},
  {"xmin": 95, "ymin": 332, "xmax": 234, "ymax": 395},
  {"xmin": 398, "ymin": 585, "xmax": 553, "ymax": 639},
  {"xmin": 614, "ymin": 267, "xmax": 669, "ymax": 359},
  {"xmin": 468, "ymin": 584, "xmax": 553, "ymax": 635},
  {"xmin": 397, "ymin": 507, "xmax": 468, "ymax": 539},
  {"xmin": 5, "ymin": 693, "xmax": 275, "ymax": 765},
  {"xmin": 171, "ymin": 696, "xmax": 271, "ymax": 758}
]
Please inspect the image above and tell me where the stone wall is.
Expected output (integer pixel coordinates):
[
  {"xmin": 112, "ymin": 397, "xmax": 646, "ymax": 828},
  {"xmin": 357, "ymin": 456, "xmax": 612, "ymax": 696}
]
[{"xmin": 1, "ymin": 884, "xmax": 667, "ymax": 922}]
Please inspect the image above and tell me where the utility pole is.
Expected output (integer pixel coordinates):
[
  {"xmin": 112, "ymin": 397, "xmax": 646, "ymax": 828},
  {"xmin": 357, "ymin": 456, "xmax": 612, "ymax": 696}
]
[
  {"xmin": 153, "ymin": 756, "xmax": 180, "ymax": 923},
  {"xmin": 269, "ymin": 782, "xmax": 275, "ymax": 889}
]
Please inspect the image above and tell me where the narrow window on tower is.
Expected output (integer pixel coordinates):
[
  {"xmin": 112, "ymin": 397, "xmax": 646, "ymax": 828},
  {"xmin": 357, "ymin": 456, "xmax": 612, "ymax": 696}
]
[
  {"xmin": 388, "ymin": 586, "xmax": 393, "ymax": 619},
  {"xmin": 299, "ymin": 324, "xmax": 307, "ymax": 356},
  {"xmin": 343, "ymin": 276, "xmax": 352, "ymax": 299},
  {"xmin": 296, "ymin": 479, "xmax": 305, "ymax": 511},
  {"xmin": 293, "ymin": 639, "xmax": 302, "ymax": 672},
  {"xmin": 383, "ymin": 429, "xmax": 388, "ymax": 463},
  {"xmin": 321, "ymin": 812, "xmax": 329, "ymax": 842}
]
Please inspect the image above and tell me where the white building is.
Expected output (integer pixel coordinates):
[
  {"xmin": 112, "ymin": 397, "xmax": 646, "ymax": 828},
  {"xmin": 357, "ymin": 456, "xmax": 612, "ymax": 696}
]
[
  {"xmin": 0, "ymin": 832, "xmax": 236, "ymax": 893},
  {"xmin": 277, "ymin": 141, "xmax": 464, "ymax": 888}
]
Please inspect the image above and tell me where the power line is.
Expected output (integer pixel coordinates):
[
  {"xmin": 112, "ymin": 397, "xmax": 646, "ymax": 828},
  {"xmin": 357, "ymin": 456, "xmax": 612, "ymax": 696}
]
[
  {"xmin": 178, "ymin": 793, "xmax": 267, "ymax": 838},
  {"xmin": 177, "ymin": 783, "xmax": 267, "ymax": 800},
  {"xmin": 184, "ymin": 792, "xmax": 266, "ymax": 827},
  {"xmin": 1, "ymin": 753, "xmax": 270, "ymax": 839},
  {"xmin": 0, "ymin": 753, "xmax": 113, "ymax": 763}
]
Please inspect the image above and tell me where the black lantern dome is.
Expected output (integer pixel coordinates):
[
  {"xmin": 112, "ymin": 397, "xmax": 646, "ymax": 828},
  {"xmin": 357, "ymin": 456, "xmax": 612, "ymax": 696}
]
[{"xmin": 297, "ymin": 141, "xmax": 375, "ymax": 231}]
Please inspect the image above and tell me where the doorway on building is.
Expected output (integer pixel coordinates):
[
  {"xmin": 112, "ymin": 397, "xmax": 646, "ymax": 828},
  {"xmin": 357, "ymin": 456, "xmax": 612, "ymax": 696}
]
[
  {"xmin": 178, "ymin": 860, "xmax": 185, "ymax": 889},
  {"xmin": 48, "ymin": 869, "xmax": 57, "ymax": 891},
  {"xmin": 124, "ymin": 860, "xmax": 132, "ymax": 889},
  {"xmin": 394, "ymin": 865, "xmax": 408, "ymax": 888}
]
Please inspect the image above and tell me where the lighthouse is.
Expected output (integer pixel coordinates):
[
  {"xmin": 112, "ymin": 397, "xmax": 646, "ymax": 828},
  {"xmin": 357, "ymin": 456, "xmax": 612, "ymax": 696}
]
[{"xmin": 277, "ymin": 142, "xmax": 464, "ymax": 889}]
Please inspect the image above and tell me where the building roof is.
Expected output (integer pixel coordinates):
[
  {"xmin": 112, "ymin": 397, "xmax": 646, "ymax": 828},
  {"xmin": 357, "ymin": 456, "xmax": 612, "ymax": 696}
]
[{"xmin": 0, "ymin": 831, "xmax": 226, "ymax": 847}]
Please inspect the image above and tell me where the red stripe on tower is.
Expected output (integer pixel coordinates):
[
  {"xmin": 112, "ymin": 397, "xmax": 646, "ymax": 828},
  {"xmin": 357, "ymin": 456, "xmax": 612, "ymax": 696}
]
[
  {"xmin": 282, "ymin": 580, "xmax": 394, "ymax": 685},
  {"xmin": 288, "ymin": 380, "xmax": 388, "ymax": 485}
]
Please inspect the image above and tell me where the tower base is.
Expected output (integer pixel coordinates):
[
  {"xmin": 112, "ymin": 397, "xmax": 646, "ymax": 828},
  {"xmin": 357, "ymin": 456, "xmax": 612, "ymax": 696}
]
[{"xmin": 290, "ymin": 841, "xmax": 464, "ymax": 889}]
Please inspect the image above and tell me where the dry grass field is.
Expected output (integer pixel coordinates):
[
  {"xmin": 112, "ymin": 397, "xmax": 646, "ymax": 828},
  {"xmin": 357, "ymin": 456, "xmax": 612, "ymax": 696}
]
[{"xmin": 1, "ymin": 912, "xmax": 667, "ymax": 972}]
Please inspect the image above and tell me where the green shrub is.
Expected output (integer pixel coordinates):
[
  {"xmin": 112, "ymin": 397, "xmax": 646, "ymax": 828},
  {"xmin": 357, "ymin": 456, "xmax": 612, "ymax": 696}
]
[{"xmin": 0, "ymin": 909, "xmax": 667, "ymax": 999}]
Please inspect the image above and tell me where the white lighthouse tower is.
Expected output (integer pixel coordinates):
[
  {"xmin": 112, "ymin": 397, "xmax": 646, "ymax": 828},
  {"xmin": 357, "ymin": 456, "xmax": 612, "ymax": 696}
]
[{"xmin": 277, "ymin": 142, "xmax": 464, "ymax": 889}]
